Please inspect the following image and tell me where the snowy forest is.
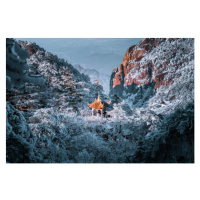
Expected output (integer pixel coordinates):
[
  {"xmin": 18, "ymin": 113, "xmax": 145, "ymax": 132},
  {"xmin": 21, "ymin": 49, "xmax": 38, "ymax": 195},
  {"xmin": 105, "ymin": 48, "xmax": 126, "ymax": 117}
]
[{"xmin": 6, "ymin": 38, "xmax": 194, "ymax": 163}]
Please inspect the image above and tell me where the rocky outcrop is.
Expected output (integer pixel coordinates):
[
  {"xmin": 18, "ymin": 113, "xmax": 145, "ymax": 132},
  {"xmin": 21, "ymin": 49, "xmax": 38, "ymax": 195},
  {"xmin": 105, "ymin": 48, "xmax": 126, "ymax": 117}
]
[{"xmin": 110, "ymin": 38, "xmax": 194, "ymax": 103}]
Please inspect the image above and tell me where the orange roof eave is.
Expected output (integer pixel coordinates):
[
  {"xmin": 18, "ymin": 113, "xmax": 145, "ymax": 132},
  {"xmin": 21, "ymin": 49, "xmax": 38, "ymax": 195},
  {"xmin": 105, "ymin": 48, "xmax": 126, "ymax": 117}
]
[
  {"xmin": 88, "ymin": 101, "xmax": 104, "ymax": 109},
  {"xmin": 88, "ymin": 96, "xmax": 104, "ymax": 109},
  {"xmin": 88, "ymin": 96, "xmax": 111, "ymax": 110}
]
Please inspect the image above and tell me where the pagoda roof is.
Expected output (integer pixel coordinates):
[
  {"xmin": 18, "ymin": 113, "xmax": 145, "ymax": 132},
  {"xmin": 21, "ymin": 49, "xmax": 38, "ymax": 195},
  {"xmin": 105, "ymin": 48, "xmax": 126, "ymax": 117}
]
[{"xmin": 87, "ymin": 96, "xmax": 104, "ymax": 110}]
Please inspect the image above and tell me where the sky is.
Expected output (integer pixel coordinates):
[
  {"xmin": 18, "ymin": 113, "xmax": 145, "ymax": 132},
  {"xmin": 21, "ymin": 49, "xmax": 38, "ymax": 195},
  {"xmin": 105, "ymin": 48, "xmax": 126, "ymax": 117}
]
[{"xmin": 16, "ymin": 38, "xmax": 143, "ymax": 75}]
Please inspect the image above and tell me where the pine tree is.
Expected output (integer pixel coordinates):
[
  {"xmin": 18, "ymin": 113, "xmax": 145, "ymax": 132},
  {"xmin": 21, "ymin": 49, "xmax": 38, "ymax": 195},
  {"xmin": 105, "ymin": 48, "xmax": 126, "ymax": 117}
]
[{"xmin": 55, "ymin": 67, "xmax": 83, "ymax": 113}]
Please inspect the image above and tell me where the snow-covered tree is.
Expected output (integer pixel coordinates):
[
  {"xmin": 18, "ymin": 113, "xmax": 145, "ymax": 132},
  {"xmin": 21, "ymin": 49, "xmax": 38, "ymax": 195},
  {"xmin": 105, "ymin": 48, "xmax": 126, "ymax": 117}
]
[{"xmin": 109, "ymin": 103, "xmax": 127, "ymax": 122}]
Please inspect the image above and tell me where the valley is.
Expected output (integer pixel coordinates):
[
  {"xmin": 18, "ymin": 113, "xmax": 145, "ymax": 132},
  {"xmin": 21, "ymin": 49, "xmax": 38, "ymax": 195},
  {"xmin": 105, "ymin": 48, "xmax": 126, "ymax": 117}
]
[{"xmin": 6, "ymin": 38, "xmax": 194, "ymax": 163}]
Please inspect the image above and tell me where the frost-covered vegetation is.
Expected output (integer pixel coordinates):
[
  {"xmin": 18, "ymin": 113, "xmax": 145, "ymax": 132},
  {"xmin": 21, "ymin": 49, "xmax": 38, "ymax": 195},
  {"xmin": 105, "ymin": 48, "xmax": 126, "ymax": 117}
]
[
  {"xmin": 6, "ymin": 101, "xmax": 194, "ymax": 163},
  {"xmin": 6, "ymin": 38, "xmax": 194, "ymax": 163},
  {"xmin": 124, "ymin": 38, "xmax": 194, "ymax": 114}
]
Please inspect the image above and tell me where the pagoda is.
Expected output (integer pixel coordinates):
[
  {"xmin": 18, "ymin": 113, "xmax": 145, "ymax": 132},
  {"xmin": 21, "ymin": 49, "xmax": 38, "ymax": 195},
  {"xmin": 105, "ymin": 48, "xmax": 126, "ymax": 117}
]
[{"xmin": 88, "ymin": 95, "xmax": 111, "ymax": 117}]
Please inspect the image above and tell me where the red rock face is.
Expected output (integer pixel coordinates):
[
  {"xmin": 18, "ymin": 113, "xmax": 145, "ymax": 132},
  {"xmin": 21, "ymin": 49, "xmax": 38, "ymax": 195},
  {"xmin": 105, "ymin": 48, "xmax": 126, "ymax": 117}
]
[
  {"xmin": 113, "ymin": 64, "xmax": 124, "ymax": 88},
  {"xmin": 112, "ymin": 38, "xmax": 177, "ymax": 90},
  {"xmin": 113, "ymin": 73, "xmax": 121, "ymax": 88},
  {"xmin": 123, "ymin": 48, "xmax": 146, "ymax": 76}
]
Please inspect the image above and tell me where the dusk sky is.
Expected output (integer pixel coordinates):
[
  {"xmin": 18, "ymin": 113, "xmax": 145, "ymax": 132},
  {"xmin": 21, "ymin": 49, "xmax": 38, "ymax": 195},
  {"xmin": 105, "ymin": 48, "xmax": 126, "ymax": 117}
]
[{"xmin": 16, "ymin": 38, "xmax": 143, "ymax": 75}]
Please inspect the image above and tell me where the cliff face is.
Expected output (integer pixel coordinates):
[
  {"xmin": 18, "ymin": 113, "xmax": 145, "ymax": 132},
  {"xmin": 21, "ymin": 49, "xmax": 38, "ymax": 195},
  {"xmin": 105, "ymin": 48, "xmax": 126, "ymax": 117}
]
[{"xmin": 110, "ymin": 38, "xmax": 194, "ymax": 98}]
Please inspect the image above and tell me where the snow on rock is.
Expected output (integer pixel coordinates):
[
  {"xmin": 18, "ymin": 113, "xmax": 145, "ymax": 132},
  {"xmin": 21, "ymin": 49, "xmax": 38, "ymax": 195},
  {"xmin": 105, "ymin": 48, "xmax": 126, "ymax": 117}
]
[
  {"xmin": 110, "ymin": 38, "xmax": 194, "ymax": 115},
  {"xmin": 6, "ymin": 38, "xmax": 194, "ymax": 163}
]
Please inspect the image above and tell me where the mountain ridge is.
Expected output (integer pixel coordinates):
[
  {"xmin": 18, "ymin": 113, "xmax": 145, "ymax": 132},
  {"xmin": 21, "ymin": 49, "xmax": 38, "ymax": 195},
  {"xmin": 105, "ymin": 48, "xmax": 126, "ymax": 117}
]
[{"xmin": 109, "ymin": 38, "xmax": 194, "ymax": 114}]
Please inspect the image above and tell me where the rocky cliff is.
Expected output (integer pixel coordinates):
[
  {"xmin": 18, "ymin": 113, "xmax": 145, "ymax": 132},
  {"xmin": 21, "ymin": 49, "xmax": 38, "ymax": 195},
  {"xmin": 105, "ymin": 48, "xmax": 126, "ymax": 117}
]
[
  {"xmin": 109, "ymin": 38, "xmax": 194, "ymax": 113},
  {"xmin": 110, "ymin": 38, "xmax": 194, "ymax": 90}
]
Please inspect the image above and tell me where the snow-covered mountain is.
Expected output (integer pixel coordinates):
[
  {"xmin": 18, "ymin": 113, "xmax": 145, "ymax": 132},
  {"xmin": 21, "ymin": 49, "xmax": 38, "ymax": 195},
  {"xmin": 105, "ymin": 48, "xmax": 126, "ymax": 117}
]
[
  {"xmin": 110, "ymin": 38, "xmax": 194, "ymax": 114},
  {"xmin": 74, "ymin": 64, "xmax": 110, "ymax": 94},
  {"xmin": 6, "ymin": 38, "xmax": 194, "ymax": 163},
  {"xmin": 7, "ymin": 39, "xmax": 110, "ymax": 115}
]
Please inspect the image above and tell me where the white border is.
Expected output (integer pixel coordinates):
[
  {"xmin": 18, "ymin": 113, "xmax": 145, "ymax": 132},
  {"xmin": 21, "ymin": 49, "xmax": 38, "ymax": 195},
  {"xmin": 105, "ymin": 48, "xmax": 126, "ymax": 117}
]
[{"xmin": 0, "ymin": 1, "xmax": 199, "ymax": 200}]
